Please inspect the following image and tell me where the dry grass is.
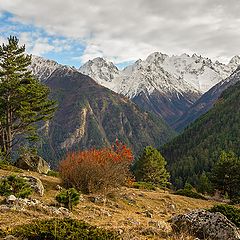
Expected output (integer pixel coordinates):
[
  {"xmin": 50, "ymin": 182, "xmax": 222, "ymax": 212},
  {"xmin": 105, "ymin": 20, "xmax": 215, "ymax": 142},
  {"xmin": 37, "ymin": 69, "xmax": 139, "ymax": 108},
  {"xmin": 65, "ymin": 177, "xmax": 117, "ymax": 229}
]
[{"xmin": 0, "ymin": 168, "xmax": 217, "ymax": 239}]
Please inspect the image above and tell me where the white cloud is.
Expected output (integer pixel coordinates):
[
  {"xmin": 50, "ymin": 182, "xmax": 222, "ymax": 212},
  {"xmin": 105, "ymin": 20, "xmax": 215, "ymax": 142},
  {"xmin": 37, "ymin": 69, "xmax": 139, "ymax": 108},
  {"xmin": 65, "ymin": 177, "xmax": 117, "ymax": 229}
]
[
  {"xmin": 0, "ymin": 0, "xmax": 240, "ymax": 64},
  {"xmin": 16, "ymin": 32, "xmax": 73, "ymax": 56}
]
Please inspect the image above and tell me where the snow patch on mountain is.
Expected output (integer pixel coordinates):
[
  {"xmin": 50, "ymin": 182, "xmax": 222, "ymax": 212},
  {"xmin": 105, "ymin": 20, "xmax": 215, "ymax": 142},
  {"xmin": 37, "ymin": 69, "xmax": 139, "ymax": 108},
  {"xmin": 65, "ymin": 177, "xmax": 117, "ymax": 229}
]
[
  {"xmin": 30, "ymin": 55, "xmax": 60, "ymax": 82},
  {"xmin": 79, "ymin": 57, "xmax": 119, "ymax": 89},
  {"xmin": 79, "ymin": 52, "xmax": 240, "ymax": 97}
]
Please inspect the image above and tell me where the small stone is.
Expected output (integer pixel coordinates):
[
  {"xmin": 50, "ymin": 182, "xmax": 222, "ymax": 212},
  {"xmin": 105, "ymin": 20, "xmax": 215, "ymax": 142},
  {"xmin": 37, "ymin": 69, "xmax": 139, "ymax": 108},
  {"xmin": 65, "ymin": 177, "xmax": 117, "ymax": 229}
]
[
  {"xmin": 58, "ymin": 207, "xmax": 70, "ymax": 216},
  {"xmin": 56, "ymin": 185, "xmax": 63, "ymax": 191},
  {"xmin": 4, "ymin": 235, "xmax": 18, "ymax": 240},
  {"xmin": 89, "ymin": 195, "xmax": 106, "ymax": 204},
  {"xmin": 118, "ymin": 228, "xmax": 124, "ymax": 235},
  {"xmin": 169, "ymin": 204, "xmax": 176, "ymax": 211},
  {"xmin": 6, "ymin": 195, "xmax": 17, "ymax": 204},
  {"xmin": 145, "ymin": 210, "xmax": 154, "ymax": 218}
]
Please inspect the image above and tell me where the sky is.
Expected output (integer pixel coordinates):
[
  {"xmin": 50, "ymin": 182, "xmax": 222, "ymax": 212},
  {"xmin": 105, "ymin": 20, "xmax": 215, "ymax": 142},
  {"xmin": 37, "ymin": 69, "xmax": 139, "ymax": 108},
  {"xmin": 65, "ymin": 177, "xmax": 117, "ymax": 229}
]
[{"xmin": 0, "ymin": 0, "xmax": 240, "ymax": 68}]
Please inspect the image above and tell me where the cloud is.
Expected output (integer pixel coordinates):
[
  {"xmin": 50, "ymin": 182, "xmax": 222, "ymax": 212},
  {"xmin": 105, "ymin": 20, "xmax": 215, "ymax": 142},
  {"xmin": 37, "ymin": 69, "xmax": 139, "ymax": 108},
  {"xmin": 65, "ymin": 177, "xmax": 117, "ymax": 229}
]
[
  {"xmin": 0, "ymin": 0, "xmax": 240, "ymax": 64},
  {"xmin": 17, "ymin": 32, "xmax": 72, "ymax": 56}
]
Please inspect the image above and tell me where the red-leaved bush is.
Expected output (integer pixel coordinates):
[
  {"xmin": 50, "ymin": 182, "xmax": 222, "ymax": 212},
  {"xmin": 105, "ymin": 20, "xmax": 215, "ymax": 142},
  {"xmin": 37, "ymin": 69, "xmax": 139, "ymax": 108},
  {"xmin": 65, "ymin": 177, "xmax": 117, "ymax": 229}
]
[{"xmin": 59, "ymin": 141, "xmax": 134, "ymax": 194}]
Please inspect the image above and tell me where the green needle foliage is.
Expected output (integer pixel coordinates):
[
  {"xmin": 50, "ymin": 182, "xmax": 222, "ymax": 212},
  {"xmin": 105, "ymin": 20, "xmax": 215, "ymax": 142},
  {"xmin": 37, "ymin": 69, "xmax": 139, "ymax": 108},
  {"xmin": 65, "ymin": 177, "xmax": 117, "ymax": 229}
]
[
  {"xmin": 11, "ymin": 218, "xmax": 119, "ymax": 240},
  {"xmin": 0, "ymin": 36, "xmax": 56, "ymax": 158},
  {"xmin": 211, "ymin": 151, "xmax": 240, "ymax": 200},
  {"xmin": 56, "ymin": 188, "xmax": 80, "ymax": 211},
  {"xmin": 0, "ymin": 175, "xmax": 32, "ymax": 198},
  {"xmin": 133, "ymin": 146, "xmax": 170, "ymax": 187}
]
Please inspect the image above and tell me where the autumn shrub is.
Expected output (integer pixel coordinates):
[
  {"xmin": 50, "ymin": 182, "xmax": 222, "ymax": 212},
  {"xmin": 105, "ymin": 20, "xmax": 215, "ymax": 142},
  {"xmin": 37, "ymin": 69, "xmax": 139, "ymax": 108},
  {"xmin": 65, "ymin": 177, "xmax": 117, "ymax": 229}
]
[{"xmin": 59, "ymin": 141, "xmax": 134, "ymax": 194}]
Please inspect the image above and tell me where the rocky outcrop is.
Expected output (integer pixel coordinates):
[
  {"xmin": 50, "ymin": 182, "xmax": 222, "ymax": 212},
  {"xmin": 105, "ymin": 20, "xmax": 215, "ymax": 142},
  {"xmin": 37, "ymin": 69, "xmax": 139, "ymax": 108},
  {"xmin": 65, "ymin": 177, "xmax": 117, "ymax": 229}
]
[
  {"xmin": 16, "ymin": 154, "xmax": 50, "ymax": 174},
  {"xmin": 21, "ymin": 175, "xmax": 45, "ymax": 196},
  {"xmin": 0, "ymin": 197, "xmax": 70, "ymax": 217},
  {"xmin": 170, "ymin": 209, "xmax": 240, "ymax": 240}
]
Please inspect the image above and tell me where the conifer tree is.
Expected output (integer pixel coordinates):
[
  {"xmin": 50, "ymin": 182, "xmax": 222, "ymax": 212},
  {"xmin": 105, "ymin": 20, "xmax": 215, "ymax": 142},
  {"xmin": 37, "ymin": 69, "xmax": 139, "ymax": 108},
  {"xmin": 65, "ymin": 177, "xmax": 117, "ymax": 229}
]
[
  {"xmin": 211, "ymin": 151, "xmax": 240, "ymax": 199},
  {"xmin": 0, "ymin": 36, "xmax": 56, "ymax": 158},
  {"xmin": 133, "ymin": 146, "xmax": 170, "ymax": 187}
]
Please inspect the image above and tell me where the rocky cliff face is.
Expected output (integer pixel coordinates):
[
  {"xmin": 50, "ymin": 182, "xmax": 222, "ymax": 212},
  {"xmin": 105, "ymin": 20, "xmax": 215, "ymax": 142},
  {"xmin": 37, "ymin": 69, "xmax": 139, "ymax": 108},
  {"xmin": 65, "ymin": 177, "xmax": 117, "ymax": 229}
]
[{"xmin": 38, "ymin": 66, "xmax": 175, "ymax": 165}]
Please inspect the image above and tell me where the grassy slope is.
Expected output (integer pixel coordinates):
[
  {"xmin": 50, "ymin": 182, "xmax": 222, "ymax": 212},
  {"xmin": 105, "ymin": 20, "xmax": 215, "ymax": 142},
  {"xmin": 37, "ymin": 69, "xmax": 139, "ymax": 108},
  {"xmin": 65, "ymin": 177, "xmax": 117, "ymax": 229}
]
[{"xmin": 0, "ymin": 168, "xmax": 217, "ymax": 240}]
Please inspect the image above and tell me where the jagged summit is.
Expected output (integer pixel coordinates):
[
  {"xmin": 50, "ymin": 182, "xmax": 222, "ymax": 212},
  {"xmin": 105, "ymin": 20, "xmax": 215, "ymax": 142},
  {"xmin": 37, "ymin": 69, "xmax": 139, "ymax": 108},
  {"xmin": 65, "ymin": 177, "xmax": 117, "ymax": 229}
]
[
  {"xmin": 79, "ymin": 57, "xmax": 119, "ymax": 88},
  {"xmin": 30, "ymin": 55, "xmax": 60, "ymax": 82},
  {"xmin": 79, "ymin": 52, "xmax": 239, "ymax": 95},
  {"xmin": 228, "ymin": 55, "xmax": 240, "ymax": 68},
  {"xmin": 78, "ymin": 52, "xmax": 240, "ymax": 124}
]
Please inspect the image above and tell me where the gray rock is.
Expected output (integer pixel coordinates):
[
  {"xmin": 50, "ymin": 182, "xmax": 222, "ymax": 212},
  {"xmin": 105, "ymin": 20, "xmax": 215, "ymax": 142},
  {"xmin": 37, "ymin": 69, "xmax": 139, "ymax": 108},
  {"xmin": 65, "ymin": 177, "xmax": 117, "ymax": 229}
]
[
  {"xmin": 0, "ymin": 205, "xmax": 10, "ymax": 212},
  {"xmin": 4, "ymin": 235, "xmax": 18, "ymax": 240},
  {"xmin": 6, "ymin": 195, "xmax": 17, "ymax": 204},
  {"xmin": 21, "ymin": 175, "xmax": 44, "ymax": 196},
  {"xmin": 170, "ymin": 209, "xmax": 240, "ymax": 240},
  {"xmin": 16, "ymin": 154, "xmax": 50, "ymax": 174},
  {"xmin": 89, "ymin": 195, "xmax": 106, "ymax": 204},
  {"xmin": 56, "ymin": 185, "xmax": 63, "ymax": 191}
]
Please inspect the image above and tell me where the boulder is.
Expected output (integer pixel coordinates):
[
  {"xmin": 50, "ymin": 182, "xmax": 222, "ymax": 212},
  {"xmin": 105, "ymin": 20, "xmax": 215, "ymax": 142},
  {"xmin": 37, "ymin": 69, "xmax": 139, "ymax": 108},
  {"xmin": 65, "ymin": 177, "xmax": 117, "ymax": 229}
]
[
  {"xmin": 21, "ymin": 175, "xmax": 44, "ymax": 196},
  {"xmin": 16, "ymin": 154, "xmax": 50, "ymax": 174},
  {"xmin": 170, "ymin": 209, "xmax": 240, "ymax": 240}
]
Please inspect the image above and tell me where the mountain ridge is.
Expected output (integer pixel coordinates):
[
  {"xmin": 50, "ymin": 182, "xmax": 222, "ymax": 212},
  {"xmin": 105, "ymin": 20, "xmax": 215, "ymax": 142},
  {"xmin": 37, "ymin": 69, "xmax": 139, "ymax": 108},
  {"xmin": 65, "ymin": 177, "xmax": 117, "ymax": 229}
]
[
  {"xmin": 79, "ymin": 52, "xmax": 240, "ymax": 124},
  {"xmin": 33, "ymin": 66, "xmax": 175, "ymax": 165}
]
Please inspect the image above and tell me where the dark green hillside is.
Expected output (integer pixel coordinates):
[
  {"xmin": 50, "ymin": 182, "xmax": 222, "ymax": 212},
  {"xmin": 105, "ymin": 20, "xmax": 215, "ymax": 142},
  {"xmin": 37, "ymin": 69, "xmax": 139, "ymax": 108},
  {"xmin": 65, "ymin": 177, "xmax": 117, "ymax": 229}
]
[
  {"xmin": 161, "ymin": 81, "xmax": 240, "ymax": 188},
  {"xmin": 39, "ymin": 67, "xmax": 175, "ymax": 166}
]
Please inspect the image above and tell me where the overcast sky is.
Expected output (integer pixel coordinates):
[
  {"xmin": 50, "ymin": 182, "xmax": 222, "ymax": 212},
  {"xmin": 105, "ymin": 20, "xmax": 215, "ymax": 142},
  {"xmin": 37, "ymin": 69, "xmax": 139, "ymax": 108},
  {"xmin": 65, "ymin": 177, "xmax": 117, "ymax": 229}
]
[{"xmin": 0, "ymin": 0, "xmax": 240, "ymax": 67}]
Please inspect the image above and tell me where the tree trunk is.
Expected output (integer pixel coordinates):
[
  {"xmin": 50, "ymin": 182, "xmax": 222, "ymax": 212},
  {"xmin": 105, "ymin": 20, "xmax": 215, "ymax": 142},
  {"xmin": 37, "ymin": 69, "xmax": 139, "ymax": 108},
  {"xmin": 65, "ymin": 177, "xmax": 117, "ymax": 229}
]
[{"xmin": 5, "ymin": 96, "xmax": 13, "ymax": 157}]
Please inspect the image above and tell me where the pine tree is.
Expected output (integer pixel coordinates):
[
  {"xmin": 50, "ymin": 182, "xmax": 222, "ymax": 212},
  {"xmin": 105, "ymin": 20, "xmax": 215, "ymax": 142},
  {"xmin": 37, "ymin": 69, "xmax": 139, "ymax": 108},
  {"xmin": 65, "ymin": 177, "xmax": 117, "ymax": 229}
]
[
  {"xmin": 0, "ymin": 36, "xmax": 56, "ymax": 158},
  {"xmin": 211, "ymin": 151, "xmax": 240, "ymax": 199},
  {"xmin": 133, "ymin": 146, "xmax": 170, "ymax": 187}
]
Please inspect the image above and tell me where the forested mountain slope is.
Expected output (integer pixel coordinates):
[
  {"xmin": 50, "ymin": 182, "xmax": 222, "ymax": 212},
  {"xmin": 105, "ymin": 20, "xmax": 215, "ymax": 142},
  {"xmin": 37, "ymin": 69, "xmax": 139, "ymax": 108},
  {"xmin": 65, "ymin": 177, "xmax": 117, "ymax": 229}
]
[
  {"xmin": 173, "ymin": 66, "xmax": 240, "ymax": 131},
  {"xmin": 161, "ymin": 80, "xmax": 240, "ymax": 188}
]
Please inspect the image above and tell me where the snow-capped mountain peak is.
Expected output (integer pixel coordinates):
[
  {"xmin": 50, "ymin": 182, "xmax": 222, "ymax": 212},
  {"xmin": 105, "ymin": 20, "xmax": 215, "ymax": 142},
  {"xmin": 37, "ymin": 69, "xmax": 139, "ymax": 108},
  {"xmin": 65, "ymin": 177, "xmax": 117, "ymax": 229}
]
[
  {"xmin": 79, "ymin": 52, "xmax": 240, "ymax": 97},
  {"xmin": 228, "ymin": 55, "xmax": 240, "ymax": 68},
  {"xmin": 30, "ymin": 55, "xmax": 60, "ymax": 82},
  {"xmin": 79, "ymin": 57, "xmax": 119, "ymax": 88}
]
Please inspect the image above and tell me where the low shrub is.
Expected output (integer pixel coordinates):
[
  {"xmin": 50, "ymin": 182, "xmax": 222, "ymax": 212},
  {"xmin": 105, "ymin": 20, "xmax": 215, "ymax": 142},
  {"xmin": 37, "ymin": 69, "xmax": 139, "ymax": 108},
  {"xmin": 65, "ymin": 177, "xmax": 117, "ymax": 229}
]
[
  {"xmin": 59, "ymin": 141, "xmax": 133, "ymax": 194},
  {"xmin": 230, "ymin": 196, "xmax": 240, "ymax": 205},
  {"xmin": 175, "ymin": 189, "xmax": 206, "ymax": 200},
  {"xmin": 132, "ymin": 181, "xmax": 157, "ymax": 191},
  {"xmin": 11, "ymin": 218, "xmax": 119, "ymax": 239},
  {"xmin": 209, "ymin": 204, "xmax": 240, "ymax": 227},
  {"xmin": 47, "ymin": 170, "xmax": 60, "ymax": 177},
  {"xmin": 0, "ymin": 228, "xmax": 5, "ymax": 238},
  {"xmin": 0, "ymin": 175, "xmax": 32, "ymax": 198},
  {"xmin": 56, "ymin": 188, "xmax": 80, "ymax": 210},
  {"xmin": 0, "ymin": 160, "xmax": 23, "ymax": 172}
]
